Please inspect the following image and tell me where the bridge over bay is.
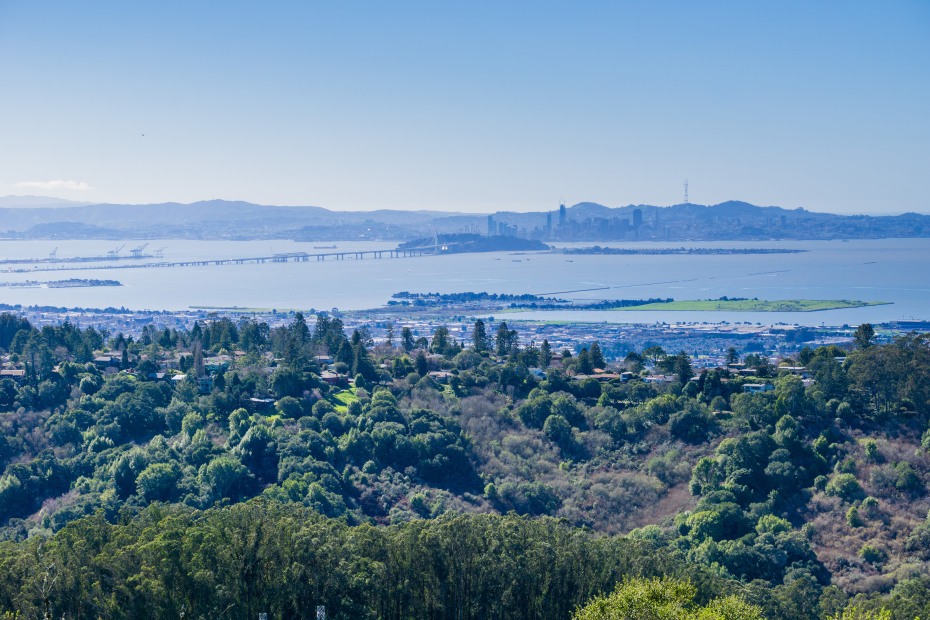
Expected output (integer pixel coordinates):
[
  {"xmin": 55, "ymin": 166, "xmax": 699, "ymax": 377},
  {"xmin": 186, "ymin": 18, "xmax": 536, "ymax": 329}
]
[{"xmin": 1, "ymin": 246, "xmax": 445, "ymax": 274}]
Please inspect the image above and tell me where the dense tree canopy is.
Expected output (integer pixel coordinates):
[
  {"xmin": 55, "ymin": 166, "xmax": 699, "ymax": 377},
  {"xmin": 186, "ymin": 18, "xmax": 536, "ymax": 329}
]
[{"xmin": 0, "ymin": 313, "xmax": 928, "ymax": 618}]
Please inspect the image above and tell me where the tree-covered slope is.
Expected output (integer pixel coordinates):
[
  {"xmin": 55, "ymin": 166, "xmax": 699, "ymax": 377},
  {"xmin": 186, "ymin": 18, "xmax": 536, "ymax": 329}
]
[{"xmin": 1, "ymin": 312, "xmax": 929, "ymax": 617}]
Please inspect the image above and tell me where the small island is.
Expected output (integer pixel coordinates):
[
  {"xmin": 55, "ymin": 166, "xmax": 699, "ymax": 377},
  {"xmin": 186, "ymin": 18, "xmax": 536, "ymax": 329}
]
[
  {"xmin": 607, "ymin": 297, "xmax": 890, "ymax": 312},
  {"xmin": 397, "ymin": 233, "xmax": 549, "ymax": 253},
  {"xmin": 0, "ymin": 278, "xmax": 122, "ymax": 289},
  {"xmin": 558, "ymin": 246, "xmax": 806, "ymax": 255},
  {"xmin": 391, "ymin": 291, "xmax": 565, "ymax": 305},
  {"xmin": 381, "ymin": 292, "xmax": 889, "ymax": 314}
]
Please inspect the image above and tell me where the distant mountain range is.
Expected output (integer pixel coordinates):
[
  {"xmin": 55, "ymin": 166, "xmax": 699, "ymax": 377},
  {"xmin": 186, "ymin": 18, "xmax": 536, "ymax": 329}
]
[
  {"xmin": 0, "ymin": 196, "xmax": 928, "ymax": 242},
  {"xmin": 0, "ymin": 195, "xmax": 93, "ymax": 208}
]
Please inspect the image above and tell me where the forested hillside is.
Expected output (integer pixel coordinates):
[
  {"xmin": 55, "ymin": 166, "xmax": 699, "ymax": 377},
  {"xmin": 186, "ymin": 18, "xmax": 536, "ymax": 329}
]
[{"xmin": 0, "ymin": 312, "xmax": 929, "ymax": 618}]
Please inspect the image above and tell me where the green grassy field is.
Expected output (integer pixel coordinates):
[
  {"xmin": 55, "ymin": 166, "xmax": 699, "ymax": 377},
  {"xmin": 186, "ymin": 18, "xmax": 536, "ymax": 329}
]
[
  {"xmin": 610, "ymin": 299, "xmax": 889, "ymax": 312},
  {"xmin": 332, "ymin": 388, "xmax": 358, "ymax": 413}
]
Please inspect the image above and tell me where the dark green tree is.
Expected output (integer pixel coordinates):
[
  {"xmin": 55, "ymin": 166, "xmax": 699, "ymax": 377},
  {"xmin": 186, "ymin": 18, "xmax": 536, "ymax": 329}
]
[
  {"xmin": 854, "ymin": 323, "xmax": 875, "ymax": 349},
  {"xmin": 415, "ymin": 351, "xmax": 428, "ymax": 377},
  {"xmin": 430, "ymin": 326, "xmax": 451, "ymax": 355},
  {"xmin": 576, "ymin": 348, "xmax": 593, "ymax": 375},
  {"xmin": 673, "ymin": 351, "xmax": 693, "ymax": 385},
  {"xmin": 401, "ymin": 327, "xmax": 415, "ymax": 352},
  {"xmin": 539, "ymin": 339, "xmax": 552, "ymax": 367},
  {"xmin": 642, "ymin": 345, "xmax": 666, "ymax": 367},
  {"xmin": 352, "ymin": 342, "xmax": 377, "ymax": 381},
  {"xmin": 495, "ymin": 322, "xmax": 517, "ymax": 357},
  {"xmin": 589, "ymin": 341, "xmax": 606, "ymax": 369},
  {"xmin": 727, "ymin": 347, "xmax": 740, "ymax": 365},
  {"xmin": 472, "ymin": 319, "xmax": 489, "ymax": 353}
]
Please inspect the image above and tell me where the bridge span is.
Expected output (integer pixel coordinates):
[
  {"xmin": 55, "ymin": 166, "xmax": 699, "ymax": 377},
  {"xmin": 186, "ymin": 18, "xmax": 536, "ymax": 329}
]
[{"xmin": 2, "ymin": 247, "xmax": 441, "ymax": 274}]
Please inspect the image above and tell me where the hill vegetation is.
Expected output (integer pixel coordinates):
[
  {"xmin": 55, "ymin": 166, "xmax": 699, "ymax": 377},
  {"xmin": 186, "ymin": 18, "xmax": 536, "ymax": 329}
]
[{"xmin": 0, "ymin": 312, "xmax": 929, "ymax": 617}]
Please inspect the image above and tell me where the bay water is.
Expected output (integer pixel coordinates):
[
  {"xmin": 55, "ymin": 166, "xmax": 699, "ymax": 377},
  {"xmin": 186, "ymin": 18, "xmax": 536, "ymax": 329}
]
[{"xmin": 0, "ymin": 238, "xmax": 927, "ymax": 326}]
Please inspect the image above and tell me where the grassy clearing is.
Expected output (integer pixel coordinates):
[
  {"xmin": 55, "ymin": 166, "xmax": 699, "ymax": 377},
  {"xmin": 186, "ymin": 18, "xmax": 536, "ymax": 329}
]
[
  {"xmin": 441, "ymin": 385, "xmax": 459, "ymax": 401},
  {"xmin": 332, "ymin": 388, "xmax": 358, "ymax": 413},
  {"xmin": 609, "ymin": 299, "xmax": 890, "ymax": 312}
]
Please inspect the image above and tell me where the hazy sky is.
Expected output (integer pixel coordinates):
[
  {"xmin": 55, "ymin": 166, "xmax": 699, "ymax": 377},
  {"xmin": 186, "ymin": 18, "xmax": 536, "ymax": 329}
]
[{"xmin": 1, "ymin": 1, "xmax": 928, "ymax": 214}]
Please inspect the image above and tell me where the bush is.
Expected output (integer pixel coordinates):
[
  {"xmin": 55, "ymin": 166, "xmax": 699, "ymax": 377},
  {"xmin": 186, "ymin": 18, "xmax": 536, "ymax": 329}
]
[
  {"xmin": 846, "ymin": 506, "xmax": 863, "ymax": 528},
  {"xmin": 859, "ymin": 544, "xmax": 887, "ymax": 565},
  {"xmin": 136, "ymin": 462, "xmax": 182, "ymax": 503},
  {"xmin": 825, "ymin": 473, "xmax": 864, "ymax": 502},
  {"xmin": 835, "ymin": 458, "xmax": 857, "ymax": 474},
  {"xmin": 861, "ymin": 496, "xmax": 879, "ymax": 516},
  {"xmin": 647, "ymin": 450, "xmax": 691, "ymax": 486},
  {"xmin": 756, "ymin": 514, "xmax": 791, "ymax": 535},
  {"xmin": 543, "ymin": 414, "xmax": 573, "ymax": 450},
  {"xmin": 409, "ymin": 492, "xmax": 429, "ymax": 517},
  {"xmin": 79, "ymin": 375, "xmax": 101, "ymax": 395},
  {"xmin": 312, "ymin": 400, "xmax": 336, "ymax": 418},
  {"xmin": 276, "ymin": 396, "xmax": 304, "ymax": 418},
  {"xmin": 669, "ymin": 402, "xmax": 716, "ymax": 443},
  {"xmin": 895, "ymin": 462, "xmax": 923, "ymax": 495},
  {"xmin": 495, "ymin": 481, "xmax": 561, "ymax": 516},
  {"xmin": 903, "ymin": 522, "xmax": 930, "ymax": 560}
]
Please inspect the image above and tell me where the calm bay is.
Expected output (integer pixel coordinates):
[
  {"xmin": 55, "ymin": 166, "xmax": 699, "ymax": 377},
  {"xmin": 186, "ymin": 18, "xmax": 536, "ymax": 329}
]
[{"xmin": 0, "ymin": 238, "xmax": 927, "ymax": 326}]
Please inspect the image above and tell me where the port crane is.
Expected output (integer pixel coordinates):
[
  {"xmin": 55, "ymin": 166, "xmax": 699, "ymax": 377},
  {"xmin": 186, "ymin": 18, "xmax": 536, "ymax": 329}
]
[
  {"xmin": 129, "ymin": 242, "xmax": 150, "ymax": 258},
  {"xmin": 154, "ymin": 247, "xmax": 167, "ymax": 258},
  {"xmin": 106, "ymin": 244, "xmax": 126, "ymax": 259},
  {"xmin": 49, "ymin": 247, "xmax": 58, "ymax": 260}
]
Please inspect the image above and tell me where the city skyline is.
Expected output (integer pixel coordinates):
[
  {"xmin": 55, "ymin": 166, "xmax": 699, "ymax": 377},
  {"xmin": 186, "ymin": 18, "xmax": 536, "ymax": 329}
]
[{"xmin": 1, "ymin": 1, "xmax": 928, "ymax": 215}]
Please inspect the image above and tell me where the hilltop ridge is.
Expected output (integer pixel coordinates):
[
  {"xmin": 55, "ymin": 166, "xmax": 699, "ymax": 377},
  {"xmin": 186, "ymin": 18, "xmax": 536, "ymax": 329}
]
[{"xmin": 0, "ymin": 196, "xmax": 927, "ymax": 241}]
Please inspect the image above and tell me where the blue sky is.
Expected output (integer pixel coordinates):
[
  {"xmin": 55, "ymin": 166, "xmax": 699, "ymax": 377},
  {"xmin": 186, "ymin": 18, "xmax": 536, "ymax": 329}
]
[{"xmin": 0, "ymin": 1, "xmax": 927, "ymax": 213}]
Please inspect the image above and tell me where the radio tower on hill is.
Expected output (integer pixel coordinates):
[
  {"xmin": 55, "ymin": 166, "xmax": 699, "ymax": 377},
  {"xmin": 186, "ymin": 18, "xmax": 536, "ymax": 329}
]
[{"xmin": 684, "ymin": 180, "xmax": 689, "ymax": 205}]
